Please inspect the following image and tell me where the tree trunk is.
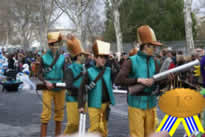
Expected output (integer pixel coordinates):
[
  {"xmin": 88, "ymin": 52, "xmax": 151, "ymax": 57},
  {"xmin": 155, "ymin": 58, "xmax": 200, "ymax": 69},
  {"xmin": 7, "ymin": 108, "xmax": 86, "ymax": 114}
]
[
  {"xmin": 5, "ymin": 31, "xmax": 9, "ymax": 46},
  {"xmin": 113, "ymin": 7, "xmax": 123, "ymax": 53},
  {"xmin": 39, "ymin": 0, "xmax": 48, "ymax": 51},
  {"xmin": 39, "ymin": 24, "xmax": 48, "ymax": 51},
  {"xmin": 77, "ymin": 1, "xmax": 84, "ymax": 49},
  {"xmin": 76, "ymin": 21, "xmax": 83, "ymax": 48},
  {"xmin": 23, "ymin": 39, "xmax": 29, "ymax": 50},
  {"xmin": 184, "ymin": 0, "xmax": 194, "ymax": 54},
  {"xmin": 42, "ymin": 26, "xmax": 48, "ymax": 51}
]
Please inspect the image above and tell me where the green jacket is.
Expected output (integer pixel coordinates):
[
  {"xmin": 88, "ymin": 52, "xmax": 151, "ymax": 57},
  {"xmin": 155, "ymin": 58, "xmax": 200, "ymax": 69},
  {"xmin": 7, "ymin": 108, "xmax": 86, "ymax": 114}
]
[
  {"xmin": 42, "ymin": 50, "xmax": 65, "ymax": 91},
  {"xmin": 66, "ymin": 62, "xmax": 83, "ymax": 102},
  {"xmin": 128, "ymin": 51, "xmax": 157, "ymax": 109},
  {"xmin": 87, "ymin": 66, "xmax": 115, "ymax": 108}
]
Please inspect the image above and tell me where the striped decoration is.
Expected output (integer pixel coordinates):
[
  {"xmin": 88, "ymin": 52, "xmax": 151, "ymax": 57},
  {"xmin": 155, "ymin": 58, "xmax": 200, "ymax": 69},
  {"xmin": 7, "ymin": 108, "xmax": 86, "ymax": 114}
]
[{"xmin": 157, "ymin": 115, "xmax": 204, "ymax": 136}]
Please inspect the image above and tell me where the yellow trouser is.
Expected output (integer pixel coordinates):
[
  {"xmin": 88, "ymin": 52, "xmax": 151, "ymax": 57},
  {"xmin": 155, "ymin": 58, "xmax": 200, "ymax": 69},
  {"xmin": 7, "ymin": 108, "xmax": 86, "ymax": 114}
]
[
  {"xmin": 154, "ymin": 107, "xmax": 159, "ymax": 128},
  {"xmin": 88, "ymin": 103, "xmax": 109, "ymax": 137},
  {"xmin": 128, "ymin": 106, "xmax": 156, "ymax": 137},
  {"xmin": 64, "ymin": 102, "xmax": 79, "ymax": 134},
  {"xmin": 40, "ymin": 90, "xmax": 65, "ymax": 123}
]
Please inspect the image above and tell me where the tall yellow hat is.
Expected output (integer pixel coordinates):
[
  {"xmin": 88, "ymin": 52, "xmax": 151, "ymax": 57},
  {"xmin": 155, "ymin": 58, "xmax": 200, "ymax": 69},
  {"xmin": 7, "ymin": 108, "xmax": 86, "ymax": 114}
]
[
  {"xmin": 137, "ymin": 25, "xmax": 163, "ymax": 46},
  {"xmin": 66, "ymin": 36, "xmax": 89, "ymax": 57},
  {"xmin": 92, "ymin": 40, "xmax": 111, "ymax": 56},
  {"xmin": 47, "ymin": 32, "xmax": 62, "ymax": 44}
]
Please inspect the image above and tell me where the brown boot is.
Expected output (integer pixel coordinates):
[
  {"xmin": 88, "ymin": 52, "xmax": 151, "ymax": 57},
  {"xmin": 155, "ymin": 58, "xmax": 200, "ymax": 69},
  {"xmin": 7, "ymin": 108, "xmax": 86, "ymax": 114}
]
[
  {"xmin": 40, "ymin": 123, "xmax": 47, "ymax": 137},
  {"xmin": 55, "ymin": 121, "xmax": 62, "ymax": 136}
]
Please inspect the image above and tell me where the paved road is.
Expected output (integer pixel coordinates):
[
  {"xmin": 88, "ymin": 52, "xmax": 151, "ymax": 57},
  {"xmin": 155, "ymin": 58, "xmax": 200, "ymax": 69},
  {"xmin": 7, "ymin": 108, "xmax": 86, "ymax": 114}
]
[{"xmin": 0, "ymin": 88, "xmax": 184, "ymax": 137}]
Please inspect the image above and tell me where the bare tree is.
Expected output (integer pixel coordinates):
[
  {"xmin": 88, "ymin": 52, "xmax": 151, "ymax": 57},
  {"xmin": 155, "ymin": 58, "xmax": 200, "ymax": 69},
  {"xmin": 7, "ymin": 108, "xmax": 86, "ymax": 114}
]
[
  {"xmin": 106, "ymin": 0, "xmax": 123, "ymax": 53},
  {"xmin": 10, "ymin": 0, "xmax": 39, "ymax": 48},
  {"xmin": 0, "ymin": 0, "xmax": 62, "ymax": 50},
  {"xmin": 38, "ymin": 0, "xmax": 64, "ymax": 50},
  {"xmin": 196, "ymin": 21, "xmax": 205, "ymax": 40},
  {"xmin": 0, "ymin": 0, "xmax": 37, "ymax": 47},
  {"xmin": 54, "ymin": 0, "xmax": 97, "ymax": 48},
  {"xmin": 184, "ymin": 0, "xmax": 195, "ymax": 54},
  {"xmin": 81, "ymin": 0, "xmax": 105, "ymax": 48},
  {"xmin": 0, "ymin": 0, "xmax": 15, "ymax": 46}
]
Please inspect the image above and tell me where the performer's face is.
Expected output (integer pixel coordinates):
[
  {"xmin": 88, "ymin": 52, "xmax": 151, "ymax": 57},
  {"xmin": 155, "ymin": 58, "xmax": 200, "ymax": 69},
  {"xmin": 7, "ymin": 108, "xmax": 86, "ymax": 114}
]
[
  {"xmin": 95, "ymin": 55, "xmax": 107, "ymax": 67},
  {"xmin": 79, "ymin": 54, "xmax": 86, "ymax": 63},
  {"xmin": 48, "ymin": 42, "xmax": 60, "ymax": 52},
  {"xmin": 49, "ymin": 42, "xmax": 60, "ymax": 48},
  {"xmin": 144, "ymin": 44, "xmax": 156, "ymax": 56}
]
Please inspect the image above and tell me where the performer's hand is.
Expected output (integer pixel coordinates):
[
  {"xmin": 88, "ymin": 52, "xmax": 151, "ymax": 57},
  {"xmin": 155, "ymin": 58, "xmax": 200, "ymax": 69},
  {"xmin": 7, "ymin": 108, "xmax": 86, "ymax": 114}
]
[
  {"xmin": 45, "ymin": 81, "xmax": 54, "ymax": 89},
  {"xmin": 146, "ymin": 78, "xmax": 154, "ymax": 87},
  {"xmin": 79, "ymin": 108, "xmax": 85, "ymax": 113},
  {"xmin": 138, "ymin": 78, "xmax": 154, "ymax": 87}
]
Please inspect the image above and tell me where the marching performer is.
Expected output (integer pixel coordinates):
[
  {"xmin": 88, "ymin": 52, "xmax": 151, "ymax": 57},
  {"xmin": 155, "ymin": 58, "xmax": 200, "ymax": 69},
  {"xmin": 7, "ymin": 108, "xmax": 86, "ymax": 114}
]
[
  {"xmin": 38, "ymin": 32, "xmax": 66, "ymax": 137},
  {"xmin": 78, "ymin": 40, "xmax": 115, "ymax": 137},
  {"xmin": 63, "ymin": 35, "xmax": 89, "ymax": 135},
  {"xmin": 128, "ymin": 47, "xmax": 159, "ymax": 128},
  {"xmin": 115, "ymin": 25, "xmax": 163, "ymax": 137}
]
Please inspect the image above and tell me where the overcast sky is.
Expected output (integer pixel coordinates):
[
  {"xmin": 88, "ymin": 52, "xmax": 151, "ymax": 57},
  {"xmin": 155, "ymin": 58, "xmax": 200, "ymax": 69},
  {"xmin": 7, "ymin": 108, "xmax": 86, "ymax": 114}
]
[
  {"xmin": 192, "ymin": 0, "xmax": 205, "ymax": 17},
  {"xmin": 55, "ymin": 0, "xmax": 205, "ymax": 29}
]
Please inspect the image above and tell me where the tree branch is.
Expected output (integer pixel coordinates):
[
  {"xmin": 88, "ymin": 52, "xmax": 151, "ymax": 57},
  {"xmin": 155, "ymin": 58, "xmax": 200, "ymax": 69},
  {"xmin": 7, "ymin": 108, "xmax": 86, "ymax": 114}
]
[
  {"xmin": 49, "ymin": 10, "xmax": 64, "ymax": 27},
  {"xmin": 77, "ymin": 0, "xmax": 92, "ymax": 18},
  {"xmin": 54, "ymin": 0, "xmax": 77, "ymax": 24}
]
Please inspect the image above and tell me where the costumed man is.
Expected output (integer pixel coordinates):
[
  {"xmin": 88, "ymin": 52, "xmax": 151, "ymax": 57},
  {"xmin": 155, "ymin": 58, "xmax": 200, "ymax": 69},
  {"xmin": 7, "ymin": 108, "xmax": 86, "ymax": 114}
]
[
  {"xmin": 78, "ymin": 40, "xmax": 115, "ymax": 137},
  {"xmin": 128, "ymin": 47, "xmax": 160, "ymax": 131},
  {"xmin": 38, "ymin": 32, "xmax": 66, "ymax": 137},
  {"xmin": 63, "ymin": 35, "xmax": 89, "ymax": 135},
  {"xmin": 115, "ymin": 25, "xmax": 163, "ymax": 137}
]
